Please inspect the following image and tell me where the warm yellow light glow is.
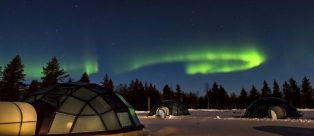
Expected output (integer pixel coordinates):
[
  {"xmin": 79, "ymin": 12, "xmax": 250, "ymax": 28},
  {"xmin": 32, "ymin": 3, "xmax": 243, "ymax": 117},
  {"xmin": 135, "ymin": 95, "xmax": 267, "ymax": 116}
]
[
  {"xmin": 0, "ymin": 102, "xmax": 37, "ymax": 136},
  {"xmin": 67, "ymin": 122, "xmax": 73, "ymax": 129}
]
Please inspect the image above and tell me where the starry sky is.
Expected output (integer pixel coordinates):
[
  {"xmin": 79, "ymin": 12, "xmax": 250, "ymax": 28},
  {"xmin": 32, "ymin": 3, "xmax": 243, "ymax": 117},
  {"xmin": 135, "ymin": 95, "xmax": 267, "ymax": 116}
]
[{"xmin": 1, "ymin": 0, "xmax": 314, "ymax": 93}]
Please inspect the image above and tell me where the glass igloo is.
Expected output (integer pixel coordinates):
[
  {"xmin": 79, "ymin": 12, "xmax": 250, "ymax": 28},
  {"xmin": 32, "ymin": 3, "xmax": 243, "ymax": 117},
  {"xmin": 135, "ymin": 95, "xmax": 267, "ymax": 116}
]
[
  {"xmin": 243, "ymin": 97, "xmax": 301, "ymax": 119},
  {"xmin": 23, "ymin": 82, "xmax": 143, "ymax": 135},
  {"xmin": 148, "ymin": 100, "xmax": 190, "ymax": 117}
]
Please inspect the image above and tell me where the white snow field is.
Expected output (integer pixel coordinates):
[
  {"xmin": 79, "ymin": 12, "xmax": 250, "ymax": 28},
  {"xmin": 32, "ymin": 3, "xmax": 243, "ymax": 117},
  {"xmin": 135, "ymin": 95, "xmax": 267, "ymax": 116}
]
[{"xmin": 137, "ymin": 109, "xmax": 314, "ymax": 136}]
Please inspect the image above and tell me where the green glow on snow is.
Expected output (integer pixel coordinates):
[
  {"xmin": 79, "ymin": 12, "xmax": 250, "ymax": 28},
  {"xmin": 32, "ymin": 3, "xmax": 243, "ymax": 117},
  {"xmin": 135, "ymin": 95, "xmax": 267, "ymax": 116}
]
[{"xmin": 121, "ymin": 43, "xmax": 266, "ymax": 75}]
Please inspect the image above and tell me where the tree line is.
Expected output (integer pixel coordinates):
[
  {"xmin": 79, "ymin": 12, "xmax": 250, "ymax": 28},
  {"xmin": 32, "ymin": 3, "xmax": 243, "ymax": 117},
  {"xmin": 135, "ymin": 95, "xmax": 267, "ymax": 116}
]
[
  {"xmin": 0, "ymin": 55, "xmax": 313, "ymax": 110},
  {"xmin": 0, "ymin": 55, "xmax": 114, "ymax": 101}
]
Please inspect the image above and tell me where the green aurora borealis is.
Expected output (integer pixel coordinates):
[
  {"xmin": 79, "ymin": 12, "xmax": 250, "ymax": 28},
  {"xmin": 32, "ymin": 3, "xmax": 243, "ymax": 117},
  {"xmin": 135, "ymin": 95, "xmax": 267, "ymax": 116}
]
[
  {"xmin": 2, "ymin": 43, "xmax": 265, "ymax": 78},
  {"xmin": 114, "ymin": 43, "xmax": 266, "ymax": 75},
  {"xmin": 2, "ymin": 0, "xmax": 314, "ymax": 93}
]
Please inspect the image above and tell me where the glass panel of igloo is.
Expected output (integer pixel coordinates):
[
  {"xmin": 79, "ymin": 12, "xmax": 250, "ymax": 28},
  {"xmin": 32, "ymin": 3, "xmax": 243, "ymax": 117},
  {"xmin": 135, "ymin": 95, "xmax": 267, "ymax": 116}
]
[
  {"xmin": 72, "ymin": 116, "xmax": 104, "ymax": 133},
  {"xmin": 89, "ymin": 96, "xmax": 111, "ymax": 114},
  {"xmin": 72, "ymin": 87, "xmax": 97, "ymax": 101},
  {"xmin": 80, "ymin": 105, "xmax": 96, "ymax": 115},
  {"xmin": 59, "ymin": 97, "xmax": 85, "ymax": 114},
  {"xmin": 117, "ymin": 112, "xmax": 132, "ymax": 128},
  {"xmin": 49, "ymin": 113, "xmax": 75, "ymax": 134},
  {"xmin": 101, "ymin": 110, "xmax": 121, "ymax": 130}
]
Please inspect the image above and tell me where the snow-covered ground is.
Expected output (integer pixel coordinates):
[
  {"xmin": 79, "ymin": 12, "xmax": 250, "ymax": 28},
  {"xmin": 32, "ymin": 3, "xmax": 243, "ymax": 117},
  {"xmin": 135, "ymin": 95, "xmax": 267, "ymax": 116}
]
[{"xmin": 137, "ymin": 109, "xmax": 314, "ymax": 136}]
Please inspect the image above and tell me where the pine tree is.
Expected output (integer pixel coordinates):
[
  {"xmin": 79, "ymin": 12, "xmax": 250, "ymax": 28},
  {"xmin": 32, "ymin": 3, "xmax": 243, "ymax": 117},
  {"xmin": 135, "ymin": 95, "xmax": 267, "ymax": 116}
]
[
  {"xmin": 238, "ymin": 88, "xmax": 248, "ymax": 109},
  {"xmin": 41, "ymin": 57, "xmax": 68, "ymax": 87},
  {"xmin": 101, "ymin": 74, "xmax": 114, "ymax": 91},
  {"xmin": 205, "ymin": 83, "xmax": 213, "ymax": 109},
  {"xmin": 162, "ymin": 84, "xmax": 173, "ymax": 100},
  {"xmin": 261, "ymin": 80, "xmax": 271, "ymax": 97},
  {"xmin": 145, "ymin": 83, "xmax": 161, "ymax": 110},
  {"xmin": 174, "ymin": 84, "xmax": 183, "ymax": 102},
  {"xmin": 135, "ymin": 80, "xmax": 145, "ymax": 110},
  {"xmin": 272, "ymin": 80, "xmax": 282, "ymax": 98},
  {"xmin": 248, "ymin": 85, "xmax": 260, "ymax": 103},
  {"xmin": 205, "ymin": 89, "xmax": 213, "ymax": 109},
  {"xmin": 229, "ymin": 93, "xmax": 237, "ymax": 109},
  {"xmin": 301, "ymin": 77, "xmax": 314, "ymax": 108},
  {"xmin": 187, "ymin": 92, "xmax": 198, "ymax": 109},
  {"xmin": 116, "ymin": 83, "xmax": 128, "ymax": 95},
  {"xmin": 212, "ymin": 82, "xmax": 220, "ymax": 109},
  {"xmin": 0, "ymin": 55, "xmax": 25, "ymax": 101},
  {"xmin": 151, "ymin": 84, "xmax": 162, "ymax": 108},
  {"xmin": 78, "ymin": 72, "xmax": 90, "ymax": 83},
  {"xmin": 198, "ymin": 96, "xmax": 207, "ymax": 109},
  {"xmin": 127, "ymin": 79, "xmax": 145, "ymax": 110},
  {"xmin": 283, "ymin": 81, "xmax": 292, "ymax": 103},
  {"xmin": 289, "ymin": 78, "xmax": 301, "ymax": 107},
  {"xmin": 116, "ymin": 83, "xmax": 130, "ymax": 102},
  {"xmin": 218, "ymin": 85, "xmax": 229, "ymax": 109}
]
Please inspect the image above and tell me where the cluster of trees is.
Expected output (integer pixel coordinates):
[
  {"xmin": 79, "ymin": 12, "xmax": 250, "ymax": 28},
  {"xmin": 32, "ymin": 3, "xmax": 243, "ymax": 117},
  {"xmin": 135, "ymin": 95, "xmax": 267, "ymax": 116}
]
[
  {"xmin": 198, "ymin": 78, "xmax": 314, "ymax": 109},
  {"xmin": 0, "ymin": 55, "xmax": 314, "ymax": 110},
  {"xmin": 116, "ymin": 79, "xmax": 161, "ymax": 111},
  {"xmin": 116, "ymin": 77, "xmax": 314, "ymax": 110},
  {"xmin": 0, "ymin": 55, "xmax": 114, "ymax": 101}
]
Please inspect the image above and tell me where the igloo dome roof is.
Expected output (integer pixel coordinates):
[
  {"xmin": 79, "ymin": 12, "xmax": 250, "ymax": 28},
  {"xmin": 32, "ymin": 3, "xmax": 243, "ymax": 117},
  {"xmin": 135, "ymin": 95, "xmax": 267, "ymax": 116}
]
[{"xmin": 23, "ymin": 82, "xmax": 143, "ymax": 135}]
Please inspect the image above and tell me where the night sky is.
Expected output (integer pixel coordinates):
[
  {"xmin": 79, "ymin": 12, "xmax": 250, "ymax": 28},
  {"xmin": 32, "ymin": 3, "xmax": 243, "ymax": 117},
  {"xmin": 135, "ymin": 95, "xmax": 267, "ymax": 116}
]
[{"xmin": 1, "ymin": 0, "xmax": 314, "ymax": 93}]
